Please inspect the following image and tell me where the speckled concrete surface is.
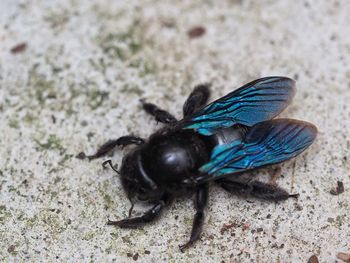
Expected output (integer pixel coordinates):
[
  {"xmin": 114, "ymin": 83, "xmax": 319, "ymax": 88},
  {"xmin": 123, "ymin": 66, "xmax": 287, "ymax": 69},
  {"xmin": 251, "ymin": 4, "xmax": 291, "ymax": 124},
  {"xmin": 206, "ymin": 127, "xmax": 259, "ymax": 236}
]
[{"xmin": 0, "ymin": 1, "xmax": 349, "ymax": 262}]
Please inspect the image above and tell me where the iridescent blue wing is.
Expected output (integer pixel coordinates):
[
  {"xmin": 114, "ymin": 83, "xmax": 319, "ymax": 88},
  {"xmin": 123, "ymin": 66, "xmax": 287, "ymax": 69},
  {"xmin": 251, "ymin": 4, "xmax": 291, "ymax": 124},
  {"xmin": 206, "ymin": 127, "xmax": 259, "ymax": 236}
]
[
  {"xmin": 182, "ymin": 77, "xmax": 296, "ymax": 135},
  {"xmin": 197, "ymin": 119, "xmax": 317, "ymax": 182}
]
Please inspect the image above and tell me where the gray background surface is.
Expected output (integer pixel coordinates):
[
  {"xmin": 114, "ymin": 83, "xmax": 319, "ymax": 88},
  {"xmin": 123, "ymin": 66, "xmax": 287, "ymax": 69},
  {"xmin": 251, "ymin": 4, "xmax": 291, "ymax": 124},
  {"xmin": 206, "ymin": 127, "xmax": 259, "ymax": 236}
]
[{"xmin": 0, "ymin": 0, "xmax": 349, "ymax": 262}]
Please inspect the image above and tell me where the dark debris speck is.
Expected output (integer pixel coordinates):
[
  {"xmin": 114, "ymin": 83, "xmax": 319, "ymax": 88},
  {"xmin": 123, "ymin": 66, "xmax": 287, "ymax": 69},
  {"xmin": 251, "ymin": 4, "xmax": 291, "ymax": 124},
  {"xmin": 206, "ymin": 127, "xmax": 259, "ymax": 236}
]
[
  {"xmin": 187, "ymin": 26, "xmax": 206, "ymax": 38},
  {"xmin": 307, "ymin": 254, "xmax": 319, "ymax": 263},
  {"xmin": 132, "ymin": 253, "xmax": 139, "ymax": 261},
  {"xmin": 7, "ymin": 245, "xmax": 16, "ymax": 253},
  {"xmin": 10, "ymin": 42, "xmax": 27, "ymax": 54},
  {"xmin": 330, "ymin": 181, "xmax": 344, "ymax": 195}
]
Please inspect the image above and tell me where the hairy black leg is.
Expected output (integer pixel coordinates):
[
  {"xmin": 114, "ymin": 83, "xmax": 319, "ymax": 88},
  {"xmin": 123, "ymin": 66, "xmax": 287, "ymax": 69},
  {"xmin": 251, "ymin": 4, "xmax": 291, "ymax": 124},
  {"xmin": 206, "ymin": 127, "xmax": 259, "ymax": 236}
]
[
  {"xmin": 183, "ymin": 84, "xmax": 211, "ymax": 117},
  {"xmin": 77, "ymin": 135, "xmax": 145, "ymax": 160},
  {"xmin": 179, "ymin": 183, "xmax": 209, "ymax": 252},
  {"xmin": 107, "ymin": 200, "xmax": 166, "ymax": 228},
  {"xmin": 217, "ymin": 179, "xmax": 298, "ymax": 201},
  {"xmin": 140, "ymin": 99, "xmax": 177, "ymax": 124}
]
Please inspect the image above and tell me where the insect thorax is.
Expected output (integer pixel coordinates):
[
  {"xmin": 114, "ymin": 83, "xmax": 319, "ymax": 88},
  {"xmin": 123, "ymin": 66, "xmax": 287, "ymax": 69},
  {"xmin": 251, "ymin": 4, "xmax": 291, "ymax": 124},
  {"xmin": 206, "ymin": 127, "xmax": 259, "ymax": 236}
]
[{"xmin": 141, "ymin": 130, "xmax": 211, "ymax": 185}]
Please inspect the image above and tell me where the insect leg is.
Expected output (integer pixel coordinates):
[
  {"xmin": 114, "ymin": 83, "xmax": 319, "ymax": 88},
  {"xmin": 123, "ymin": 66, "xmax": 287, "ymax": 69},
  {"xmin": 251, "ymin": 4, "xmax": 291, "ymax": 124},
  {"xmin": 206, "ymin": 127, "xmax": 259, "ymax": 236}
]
[
  {"xmin": 217, "ymin": 179, "xmax": 298, "ymax": 201},
  {"xmin": 77, "ymin": 135, "xmax": 145, "ymax": 160},
  {"xmin": 140, "ymin": 99, "xmax": 177, "ymax": 124},
  {"xmin": 179, "ymin": 183, "xmax": 209, "ymax": 252},
  {"xmin": 107, "ymin": 200, "xmax": 166, "ymax": 228},
  {"xmin": 183, "ymin": 84, "xmax": 211, "ymax": 117}
]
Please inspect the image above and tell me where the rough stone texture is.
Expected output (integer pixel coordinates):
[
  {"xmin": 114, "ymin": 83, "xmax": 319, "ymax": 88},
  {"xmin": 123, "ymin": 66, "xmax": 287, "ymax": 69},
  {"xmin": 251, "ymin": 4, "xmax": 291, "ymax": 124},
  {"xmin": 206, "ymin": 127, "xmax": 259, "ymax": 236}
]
[{"xmin": 0, "ymin": 0, "xmax": 349, "ymax": 262}]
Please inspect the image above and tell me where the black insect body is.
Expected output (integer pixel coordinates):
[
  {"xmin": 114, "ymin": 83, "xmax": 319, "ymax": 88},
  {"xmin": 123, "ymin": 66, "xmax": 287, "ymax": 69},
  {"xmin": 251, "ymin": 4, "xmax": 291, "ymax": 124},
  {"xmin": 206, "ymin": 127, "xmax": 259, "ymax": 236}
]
[{"xmin": 80, "ymin": 77, "xmax": 317, "ymax": 251}]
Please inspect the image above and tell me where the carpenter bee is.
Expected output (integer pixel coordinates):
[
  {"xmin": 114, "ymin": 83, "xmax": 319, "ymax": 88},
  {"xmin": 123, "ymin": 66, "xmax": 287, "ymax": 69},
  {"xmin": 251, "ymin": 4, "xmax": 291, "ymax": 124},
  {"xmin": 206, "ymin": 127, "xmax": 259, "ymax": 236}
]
[{"xmin": 79, "ymin": 77, "xmax": 317, "ymax": 251}]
